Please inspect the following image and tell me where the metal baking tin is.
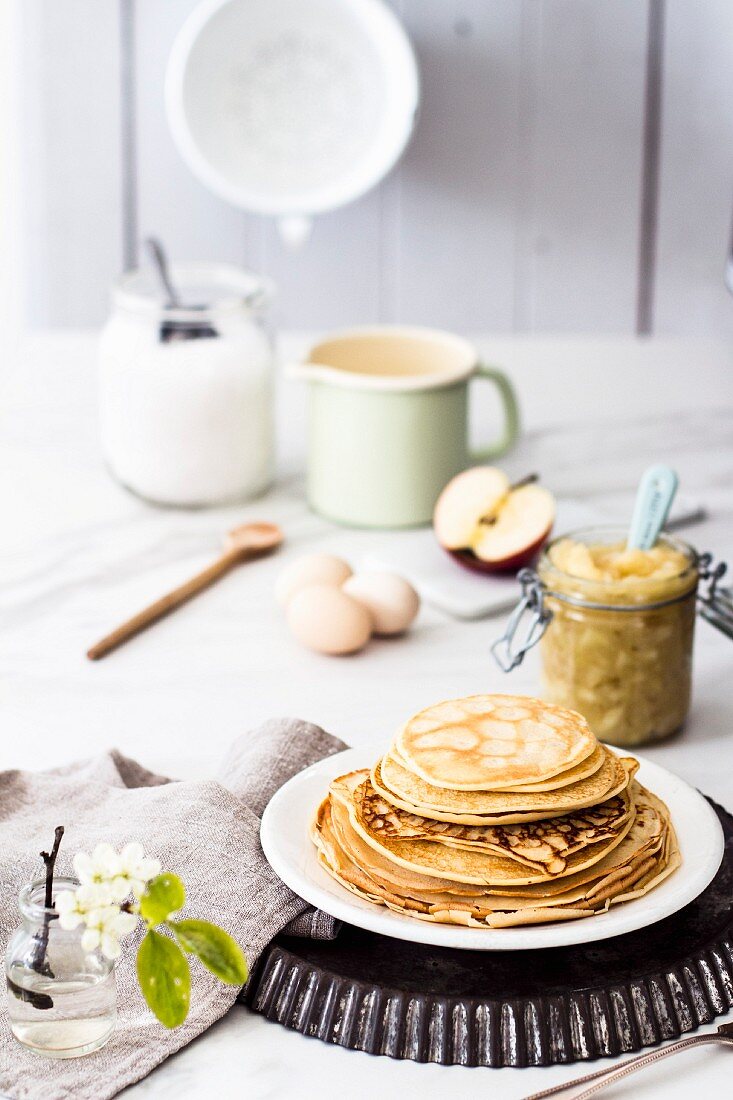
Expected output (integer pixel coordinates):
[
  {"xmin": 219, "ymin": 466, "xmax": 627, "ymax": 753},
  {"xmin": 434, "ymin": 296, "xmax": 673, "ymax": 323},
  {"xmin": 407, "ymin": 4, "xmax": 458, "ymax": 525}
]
[{"xmin": 246, "ymin": 798, "xmax": 733, "ymax": 1067}]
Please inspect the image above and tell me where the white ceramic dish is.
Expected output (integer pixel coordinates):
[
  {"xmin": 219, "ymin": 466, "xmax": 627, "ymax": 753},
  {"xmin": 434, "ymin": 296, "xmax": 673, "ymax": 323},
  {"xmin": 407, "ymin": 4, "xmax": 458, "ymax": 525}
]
[
  {"xmin": 166, "ymin": 0, "xmax": 419, "ymax": 242},
  {"xmin": 364, "ymin": 494, "xmax": 707, "ymax": 620},
  {"xmin": 261, "ymin": 747, "xmax": 724, "ymax": 951}
]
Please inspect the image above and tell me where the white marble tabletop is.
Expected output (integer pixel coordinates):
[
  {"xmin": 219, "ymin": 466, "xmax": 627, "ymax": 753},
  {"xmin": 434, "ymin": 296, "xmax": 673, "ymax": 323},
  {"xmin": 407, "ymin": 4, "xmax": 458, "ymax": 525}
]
[{"xmin": 2, "ymin": 332, "xmax": 733, "ymax": 1099}]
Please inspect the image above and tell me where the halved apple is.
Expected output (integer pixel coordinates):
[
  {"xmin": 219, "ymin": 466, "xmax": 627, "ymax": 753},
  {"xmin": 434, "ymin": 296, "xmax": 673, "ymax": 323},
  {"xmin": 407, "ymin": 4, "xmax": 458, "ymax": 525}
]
[{"xmin": 434, "ymin": 466, "xmax": 555, "ymax": 574}]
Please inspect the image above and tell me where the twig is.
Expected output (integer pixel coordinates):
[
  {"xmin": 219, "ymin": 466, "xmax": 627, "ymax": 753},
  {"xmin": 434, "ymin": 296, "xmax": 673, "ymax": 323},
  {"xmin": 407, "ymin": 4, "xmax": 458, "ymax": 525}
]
[
  {"xmin": 32, "ymin": 826, "xmax": 65, "ymax": 980},
  {"xmin": 510, "ymin": 472, "xmax": 539, "ymax": 490},
  {"xmin": 480, "ymin": 473, "xmax": 540, "ymax": 525},
  {"xmin": 41, "ymin": 826, "xmax": 65, "ymax": 909},
  {"xmin": 6, "ymin": 976, "xmax": 53, "ymax": 1011}
]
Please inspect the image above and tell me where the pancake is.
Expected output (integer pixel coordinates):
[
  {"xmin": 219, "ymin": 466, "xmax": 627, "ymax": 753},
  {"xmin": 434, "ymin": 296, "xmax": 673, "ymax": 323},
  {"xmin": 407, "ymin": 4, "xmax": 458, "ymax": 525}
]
[
  {"xmin": 331, "ymin": 771, "xmax": 636, "ymax": 886},
  {"xmin": 374, "ymin": 748, "xmax": 633, "ymax": 824},
  {"xmin": 353, "ymin": 772, "xmax": 634, "ymax": 875},
  {"xmin": 313, "ymin": 801, "xmax": 615, "ymax": 916},
  {"xmin": 388, "ymin": 741, "xmax": 606, "ymax": 794},
  {"xmin": 394, "ymin": 695, "xmax": 597, "ymax": 790},
  {"xmin": 319, "ymin": 794, "xmax": 662, "ymax": 911},
  {"xmin": 484, "ymin": 789, "xmax": 668, "ymax": 898},
  {"xmin": 309, "ymin": 690, "xmax": 678, "ymax": 931},
  {"xmin": 607, "ymin": 823, "xmax": 680, "ymax": 905},
  {"xmin": 324, "ymin": 792, "xmax": 492, "ymax": 898},
  {"xmin": 312, "ymin": 790, "xmax": 676, "ymax": 928}
]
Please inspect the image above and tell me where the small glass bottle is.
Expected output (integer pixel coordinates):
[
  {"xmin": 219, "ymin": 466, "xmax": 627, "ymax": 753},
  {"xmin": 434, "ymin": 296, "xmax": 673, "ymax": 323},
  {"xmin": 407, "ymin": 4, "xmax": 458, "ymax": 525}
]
[{"xmin": 5, "ymin": 877, "xmax": 116, "ymax": 1058}]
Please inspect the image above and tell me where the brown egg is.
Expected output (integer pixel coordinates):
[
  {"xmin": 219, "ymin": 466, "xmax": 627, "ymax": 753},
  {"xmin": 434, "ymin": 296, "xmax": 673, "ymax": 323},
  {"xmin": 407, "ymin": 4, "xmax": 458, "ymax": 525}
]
[
  {"xmin": 274, "ymin": 553, "xmax": 353, "ymax": 607},
  {"xmin": 286, "ymin": 583, "xmax": 373, "ymax": 655},
  {"xmin": 342, "ymin": 571, "xmax": 420, "ymax": 635}
]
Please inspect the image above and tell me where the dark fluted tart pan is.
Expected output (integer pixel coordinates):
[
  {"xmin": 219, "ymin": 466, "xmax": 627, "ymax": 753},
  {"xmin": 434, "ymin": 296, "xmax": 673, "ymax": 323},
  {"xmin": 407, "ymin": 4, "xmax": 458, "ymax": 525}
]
[{"xmin": 245, "ymin": 797, "xmax": 733, "ymax": 1067}]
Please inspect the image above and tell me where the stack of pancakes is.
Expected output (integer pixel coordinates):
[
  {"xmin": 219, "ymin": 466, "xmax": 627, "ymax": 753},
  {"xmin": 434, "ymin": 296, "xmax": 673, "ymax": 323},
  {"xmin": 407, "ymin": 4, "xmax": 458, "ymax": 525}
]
[{"xmin": 311, "ymin": 694, "xmax": 679, "ymax": 928}]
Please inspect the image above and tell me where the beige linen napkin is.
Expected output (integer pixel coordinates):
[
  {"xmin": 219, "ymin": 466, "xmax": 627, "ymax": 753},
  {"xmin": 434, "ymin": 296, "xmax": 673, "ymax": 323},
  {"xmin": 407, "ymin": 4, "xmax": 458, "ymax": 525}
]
[{"xmin": 0, "ymin": 718, "xmax": 346, "ymax": 1099}]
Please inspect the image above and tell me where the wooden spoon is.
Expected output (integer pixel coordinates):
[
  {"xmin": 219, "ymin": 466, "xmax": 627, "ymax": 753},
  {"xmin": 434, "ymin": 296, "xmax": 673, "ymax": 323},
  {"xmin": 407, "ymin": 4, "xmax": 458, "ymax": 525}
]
[{"xmin": 87, "ymin": 522, "xmax": 283, "ymax": 661}]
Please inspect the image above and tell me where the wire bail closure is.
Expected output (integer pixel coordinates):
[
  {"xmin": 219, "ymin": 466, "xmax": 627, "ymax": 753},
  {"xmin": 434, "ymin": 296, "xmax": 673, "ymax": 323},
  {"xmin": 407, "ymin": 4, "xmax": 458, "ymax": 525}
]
[
  {"xmin": 697, "ymin": 552, "xmax": 733, "ymax": 640},
  {"xmin": 491, "ymin": 552, "xmax": 733, "ymax": 674},
  {"xmin": 490, "ymin": 568, "xmax": 553, "ymax": 672}
]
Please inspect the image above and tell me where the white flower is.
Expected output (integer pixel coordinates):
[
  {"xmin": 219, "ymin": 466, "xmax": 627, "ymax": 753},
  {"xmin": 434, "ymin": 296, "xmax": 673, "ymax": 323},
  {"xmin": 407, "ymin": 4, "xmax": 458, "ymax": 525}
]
[
  {"xmin": 56, "ymin": 882, "xmax": 114, "ymax": 931},
  {"xmin": 56, "ymin": 890, "xmax": 84, "ymax": 930},
  {"xmin": 80, "ymin": 906, "xmax": 122, "ymax": 959},
  {"xmin": 78, "ymin": 882, "xmax": 114, "ymax": 908},
  {"xmin": 73, "ymin": 843, "xmax": 121, "ymax": 886},
  {"xmin": 77, "ymin": 906, "xmax": 138, "ymax": 960},
  {"xmin": 72, "ymin": 842, "xmax": 160, "ymax": 901},
  {"xmin": 59, "ymin": 841, "xmax": 160, "ymax": 959},
  {"xmin": 119, "ymin": 843, "xmax": 161, "ymax": 899},
  {"xmin": 112, "ymin": 910, "xmax": 139, "ymax": 938}
]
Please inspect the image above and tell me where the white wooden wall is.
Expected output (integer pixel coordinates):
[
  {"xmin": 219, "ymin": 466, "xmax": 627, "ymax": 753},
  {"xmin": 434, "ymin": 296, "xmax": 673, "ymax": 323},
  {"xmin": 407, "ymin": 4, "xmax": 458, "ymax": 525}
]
[{"xmin": 15, "ymin": 0, "xmax": 733, "ymax": 337}]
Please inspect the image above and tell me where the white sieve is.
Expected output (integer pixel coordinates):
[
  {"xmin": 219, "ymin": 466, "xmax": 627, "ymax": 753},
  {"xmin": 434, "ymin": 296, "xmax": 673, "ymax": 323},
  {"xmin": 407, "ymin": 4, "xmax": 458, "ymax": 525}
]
[{"xmin": 165, "ymin": 0, "xmax": 420, "ymax": 245}]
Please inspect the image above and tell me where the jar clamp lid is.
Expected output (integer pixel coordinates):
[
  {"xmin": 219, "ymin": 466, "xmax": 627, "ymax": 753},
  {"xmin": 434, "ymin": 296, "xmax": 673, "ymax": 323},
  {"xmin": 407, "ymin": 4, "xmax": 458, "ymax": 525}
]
[{"xmin": 491, "ymin": 553, "xmax": 732, "ymax": 673}]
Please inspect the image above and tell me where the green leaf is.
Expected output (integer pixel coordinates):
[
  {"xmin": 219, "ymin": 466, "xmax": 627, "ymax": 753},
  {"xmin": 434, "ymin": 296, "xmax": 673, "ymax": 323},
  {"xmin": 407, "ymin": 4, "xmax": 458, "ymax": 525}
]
[
  {"xmin": 170, "ymin": 919, "xmax": 248, "ymax": 986},
  {"xmin": 140, "ymin": 873, "xmax": 186, "ymax": 926},
  {"xmin": 136, "ymin": 929, "xmax": 191, "ymax": 1028}
]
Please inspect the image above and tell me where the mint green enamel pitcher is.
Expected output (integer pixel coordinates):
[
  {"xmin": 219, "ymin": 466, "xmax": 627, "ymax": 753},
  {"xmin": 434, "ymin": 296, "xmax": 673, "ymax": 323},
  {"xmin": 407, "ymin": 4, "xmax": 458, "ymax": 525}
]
[{"xmin": 288, "ymin": 326, "xmax": 519, "ymax": 528}]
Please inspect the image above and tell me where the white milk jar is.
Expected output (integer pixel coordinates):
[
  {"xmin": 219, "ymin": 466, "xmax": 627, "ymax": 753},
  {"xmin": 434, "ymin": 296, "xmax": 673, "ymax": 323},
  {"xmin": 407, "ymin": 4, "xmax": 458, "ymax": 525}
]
[{"xmin": 99, "ymin": 263, "xmax": 275, "ymax": 506}]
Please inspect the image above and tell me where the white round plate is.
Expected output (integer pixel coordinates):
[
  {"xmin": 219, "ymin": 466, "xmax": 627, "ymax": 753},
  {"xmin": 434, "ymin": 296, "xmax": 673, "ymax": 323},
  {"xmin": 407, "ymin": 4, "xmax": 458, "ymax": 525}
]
[
  {"xmin": 261, "ymin": 747, "xmax": 724, "ymax": 951},
  {"xmin": 166, "ymin": 0, "xmax": 419, "ymax": 219}
]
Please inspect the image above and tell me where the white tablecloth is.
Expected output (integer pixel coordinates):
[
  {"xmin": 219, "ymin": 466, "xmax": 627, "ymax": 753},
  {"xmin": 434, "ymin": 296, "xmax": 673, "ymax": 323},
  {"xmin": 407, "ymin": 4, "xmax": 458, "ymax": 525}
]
[{"xmin": 2, "ymin": 332, "xmax": 732, "ymax": 1099}]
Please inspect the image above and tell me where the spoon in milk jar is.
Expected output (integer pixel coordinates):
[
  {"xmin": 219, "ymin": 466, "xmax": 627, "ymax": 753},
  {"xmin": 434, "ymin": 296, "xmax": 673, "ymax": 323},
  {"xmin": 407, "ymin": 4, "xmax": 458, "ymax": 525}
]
[{"xmin": 145, "ymin": 236, "xmax": 218, "ymax": 342}]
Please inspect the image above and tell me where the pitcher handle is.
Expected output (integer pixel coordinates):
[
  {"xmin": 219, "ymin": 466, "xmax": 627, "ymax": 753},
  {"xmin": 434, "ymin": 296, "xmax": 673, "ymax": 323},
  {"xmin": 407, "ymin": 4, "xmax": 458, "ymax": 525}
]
[{"xmin": 469, "ymin": 363, "xmax": 520, "ymax": 461}]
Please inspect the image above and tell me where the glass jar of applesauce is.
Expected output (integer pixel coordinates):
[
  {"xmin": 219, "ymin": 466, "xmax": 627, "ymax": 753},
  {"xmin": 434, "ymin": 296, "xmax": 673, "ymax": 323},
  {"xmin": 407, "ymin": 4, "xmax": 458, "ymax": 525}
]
[{"xmin": 491, "ymin": 526, "xmax": 731, "ymax": 748}]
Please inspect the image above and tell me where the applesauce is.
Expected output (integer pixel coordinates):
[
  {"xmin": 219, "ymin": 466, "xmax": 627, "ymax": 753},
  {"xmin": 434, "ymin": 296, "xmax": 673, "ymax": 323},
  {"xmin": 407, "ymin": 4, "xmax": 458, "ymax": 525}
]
[{"xmin": 536, "ymin": 527, "xmax": 698, "ymax": 747}]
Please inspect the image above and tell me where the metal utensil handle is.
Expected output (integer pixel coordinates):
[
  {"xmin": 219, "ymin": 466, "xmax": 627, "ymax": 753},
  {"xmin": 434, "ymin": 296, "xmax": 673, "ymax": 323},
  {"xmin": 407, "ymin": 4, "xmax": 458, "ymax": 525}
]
[
  {"xmin": 492, "ymin": 552, "xmax": 733, "ymax": 674},
  {"xmin": 144, "ymin": 236, "xmax": 181, "ymax": 308},
  {"xmin": 490, "ymin": 569, "xmax": 552, "ymax": 672},
  {"xmin": 521, "ymin": 1023, "xmax": 733, "ymax": 1100}
]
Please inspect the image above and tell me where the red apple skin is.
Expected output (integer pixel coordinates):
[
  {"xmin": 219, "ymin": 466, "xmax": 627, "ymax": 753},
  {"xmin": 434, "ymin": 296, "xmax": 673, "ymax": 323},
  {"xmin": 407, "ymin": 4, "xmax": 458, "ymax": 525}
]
[{"xmin": 444, "ymin": 526, "xmax": 553, "ymax": 576}]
